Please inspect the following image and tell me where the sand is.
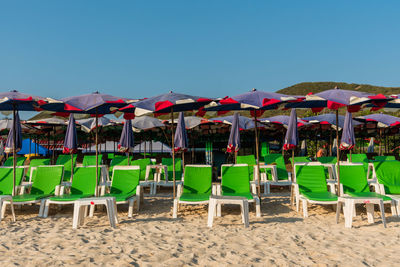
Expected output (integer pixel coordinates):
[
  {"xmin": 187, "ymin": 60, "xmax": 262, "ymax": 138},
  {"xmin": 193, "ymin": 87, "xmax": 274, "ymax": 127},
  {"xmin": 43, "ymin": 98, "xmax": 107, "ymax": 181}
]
[{"xmin": 1, "ymin": 192, "xmax": 400, "ymax": 266}]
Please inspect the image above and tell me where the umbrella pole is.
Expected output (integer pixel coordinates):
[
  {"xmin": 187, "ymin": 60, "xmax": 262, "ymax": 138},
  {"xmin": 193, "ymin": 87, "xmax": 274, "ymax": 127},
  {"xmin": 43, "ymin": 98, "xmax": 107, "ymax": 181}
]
[
  {"xmin": 329, "ymin": 128, "xmax": 333, "ymax": 156},
  {"xmin": 171, "ymin": 108, "xmax": 176, "ymax": 198},
  {"xmin": 253, "ymin": 113, "xmax": 261, "ymax": 199},
  {"xmin": 95, "ymin": 109, "xmax": 99, "ymax": 197},
  {"xmin": 336, "ymin": 110, "xmax": 340, "ymax": 196},
  {"xmin": 12, "ymin": 105, "xmax": 16, "ymax": 197},
  {"xmin": 379, "ymin": 129, "xmax": 382, "ymax": 156}
]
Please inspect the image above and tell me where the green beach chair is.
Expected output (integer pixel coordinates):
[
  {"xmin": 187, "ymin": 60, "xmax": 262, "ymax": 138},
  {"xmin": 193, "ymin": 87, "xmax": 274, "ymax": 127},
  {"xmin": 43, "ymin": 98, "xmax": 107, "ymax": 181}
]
[
  {"xmin": 56, "ymin": 154, "xmax": 77, "ymax": 182},
  {"xmin": 237, "ymin": 155, "xmax": 256, "ymax": 181},
  {"xmin": 350, "ymin": 153, "xmax": 370, "ymax": 179},
  {"xmin": 161, "ymin": 158, "xmax": 183, "ymax": 181},
  {"xmin": 173, "ymin": 165, "xmax": 212, "ymax": 218},
  {"xmin": 82, "ymin": 154, "xmax": 103, "ymax": 166},
  {"xmin": 42, "ymin": 166, "xmax": 99, "ymax": 217},
  {"xmin": 293, "ymin": 163, "xmax": 337, "ymax": 217},
  {"xmin": 2, "ymin": 165, "xmax": 64, "ymax": 217},
  {"xmin": 373, "ymin": 155, "xmax": 396, "ymax": 162},
  {"xmin": 101, "ymin": 166, "xmax": 142, "ymax": 218},
  {"xmin": 261, "ymin": 155, "xmax": 292, "ymax": 194},
  {"xmin": 0, "ymin": 167, "xmax": 25, "ymax": 221},
  {"xmin": 372, "ymin": 161, "xmax": 400, "ymax": 215},
  {"xmin": 109, "ymin": 155, "xmax": 132, "ymax": 176},
  {"xmin": 27, "ymin": 158, "xmax": 50, "ymax": 182},
  {"xmin": 218, "ymin": 164, "xmax": 260, "ymax": 217},
  {"xmin": 338, "ymin": 163, "xmax": 396, "ymax": 216},
  {"xmin": 4, "ymin": 156, "xmax": 26, "ymax": 167},
  {"xmin": 131, "ymin": 158, "xmax": 155, "ymax": 194}
]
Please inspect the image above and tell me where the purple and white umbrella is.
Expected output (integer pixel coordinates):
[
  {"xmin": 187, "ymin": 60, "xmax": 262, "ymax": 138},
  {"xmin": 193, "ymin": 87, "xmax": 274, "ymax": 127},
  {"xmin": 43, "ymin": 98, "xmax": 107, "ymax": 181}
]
[
  {"xmin": 210, "ymin": 115, "xmax": 257, "ymax": 130},
  {"xmin": 262, "ymin": 115, "xmax": 308, "ymax": 128},
  {"xmin": 174, "ymin": 112, "xmax": 188, "ymax": 153},
  {"xmin": 227, "ymin": 113, "xmax": 240, "ymax": 163},
  {"xmin": 340, "ymin": 111, "xmax": 356, "ymax": 151},
  {"xmin": 63, "ymin": 114, "xmax": 78, "ymax": 182},
  {"xmin": 118, "ymin": 119, "xmax": 134, "ymax": 165},
  {"xmin": 355, "ymin": 113, "xmax": 400, "ymax": 128},
  {"xmin": 283, "ymin": 109, "xmax": 299, "ymax": 151},
  {"xmin": 5, "ymin": 112, "xmax": 22, "ymax": 154},
  {"xmin": 174, "ymin": 112, "xmax": 189, "ymax": 167}
]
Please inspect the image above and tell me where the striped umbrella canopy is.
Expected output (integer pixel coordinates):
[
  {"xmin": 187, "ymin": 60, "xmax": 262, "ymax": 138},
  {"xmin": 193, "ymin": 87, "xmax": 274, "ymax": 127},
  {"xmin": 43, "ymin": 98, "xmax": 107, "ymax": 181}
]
[
  {"xmin": 77, "ymin": 117, "xmax": 113, "ymax": 133},
  {"xmin": 210, "ymin": 115, "xmax": 258, "ymax": 130},
  {"xmin": 302, "ymin": 113, "xmax": 361, "ymax": 130},
  {"xmin": 261, "ymin": 115, "xmax": 308, "ymax": 128},
  {"xmin": 355, "ymin": 113, "xmax": 400, "ymax": 128},
  {"xmin": 120, "ymin": 91, "xmax": 212, "ymax": 198}
]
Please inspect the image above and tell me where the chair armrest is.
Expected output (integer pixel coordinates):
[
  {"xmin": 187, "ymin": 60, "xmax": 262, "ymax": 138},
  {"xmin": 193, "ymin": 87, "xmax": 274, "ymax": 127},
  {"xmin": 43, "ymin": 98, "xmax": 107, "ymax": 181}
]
[
  {"xmin": 292, "ymin": 182, "xmax": 300, "ymax": 198},
  {"xmin": 212, "ymin": 184, "xmax": 218, "ymax": 195},
  {"xmin": 369, "ymin": 181, "xmax": 381, "ymax": 193},
  {"xmin": 16, "ymin": 183, "xmax": 32, "ymax": 195},
  {"xmin": 325, "ymin": 180, "xmax": 337, "ymax": 194},
  {"xmin": 216, "ymin": 184, "xmax": 222, "ymax": 196},
  {"xmin": 136, "ymin": 185, "xmax": 142, "ymax": 198}
]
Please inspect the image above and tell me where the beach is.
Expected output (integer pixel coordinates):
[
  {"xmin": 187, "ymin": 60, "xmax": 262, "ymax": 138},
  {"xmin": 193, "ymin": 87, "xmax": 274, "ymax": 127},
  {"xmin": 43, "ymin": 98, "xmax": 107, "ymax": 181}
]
[{"xmin": 1, "ymin": 192, "xmax": 399, "ymax": 266}]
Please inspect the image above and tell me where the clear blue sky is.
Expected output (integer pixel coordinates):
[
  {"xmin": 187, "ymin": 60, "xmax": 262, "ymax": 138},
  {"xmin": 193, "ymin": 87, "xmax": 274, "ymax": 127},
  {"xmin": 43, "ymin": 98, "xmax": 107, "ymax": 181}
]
[{"xmin": 1, "ymin": 0, "xmax": 400, "ymax": 101}]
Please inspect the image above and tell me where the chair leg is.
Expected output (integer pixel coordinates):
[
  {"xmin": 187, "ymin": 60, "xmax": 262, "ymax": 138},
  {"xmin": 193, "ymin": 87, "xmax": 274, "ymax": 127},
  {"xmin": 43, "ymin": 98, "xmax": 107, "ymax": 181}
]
[
  {"xmin": 43, "ymin": 200, "xmax": 50, "ymax": 218},
  {"xmin": 128, "ymin": 199, "xmax": 134, "ymax": 218},
  {"xmin": 38, "ymin": 199, "xmax": 45, "ymax": 217},
  {"xmin": 390, "ymin": 200, "xmax": 397, "ymax": 217},
  {"xmin": 217, "ymin": 203, "xmax": 221, "ymax": 217},
  {"xmin": 10, "ymin": 200, "xmax": 15, "ymax": 222},
  {"xmin": 366, "ymin": 203, "xmax": 374, "ymax": 224},
  {"xmin": 172, "ymin": 198, "xmax": 178, "ymax": 218},
  {"xmin": 379, "ymin": 200, "xmax": 387, "ymax": 228},
  {"xmin": 295, "ymin": 195, "xmax": 300, "ymax": 212},
  {"xmin": 72, "ymin": 203, "xmax": 80, "ymax": 229},
  {"xmin": 336, "ymin": 201, "xmax": 342, "ymax": 224},
  {"xmin": 345, "ymin": 200, "xmax": 354, "ymax": 228},
  {"xmin": 255, "ymin": 198, "xmax": 261, "ymax": 218},
  {"xmin": 243, "ymin": 200, "xmax": 249, "ymax": 228},
  {"xmin": 302, "ymin": 199, "xmax": 308, "ymax": 218},
  {"xmin": 1, "ymin": 202, "xmax": 7, "ymax": 219},
  {"xmin": 89, "ymin": 204, "xmax": 95, "ymax": 217},
  {"xmin": 207, "ymin": 199, "xmax": 216, "ymax": 228},
  {"xmin": 113, "ymin": 201, "xmax": 118, "ymax": 224}
]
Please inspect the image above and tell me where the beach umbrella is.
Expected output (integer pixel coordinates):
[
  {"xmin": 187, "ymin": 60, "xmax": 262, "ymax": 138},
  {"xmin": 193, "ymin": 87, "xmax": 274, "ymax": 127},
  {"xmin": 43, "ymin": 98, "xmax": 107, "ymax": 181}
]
[
  {"xmin": 205, "ymin": 88, "xmax": 299, "ymax": 197},
  {"xmin": 355, "ymin": 113, "xmax": 400, "ymax": 128},
  {"xmin": 300, "ymin": 140, "xmax": 307, "ymax": 156},
  {"xmin": 227, "ymin": 113, "xmax": 240, "ymax": 162},
  {"xmin": 261, "ymin": 115, "xmax": 308, "ymax": 128},
  {"xmin": 283, "ymin": 109, "xmax": 299, "ymax": 174},
  {"xmin": 63, "ymin": 114, "xmax": 78, "ymax": 182},
  {"xmin": 41, "ymin": 91, "xmax": 134, "ymax": 196},
  {"xmin": 118, "ymin": 119, "xmax": 134, "ymax": 165},
  {"xmin": 286, "ymin": 88, "xmax": 388, "ymax": 195},
  {"xmin": 5, "ymin": 112, "xmax": 22, "ymax": 155},
  {"xmin": 174, "ymin": 112, "xmax": 189, "ymax": 166},
  {"xmin": 0, "ymin": 90, "xmax": 52, "ymax": 196},
  {"xmin": 367, "ymin": 137, "xmax": 375, "ymax": 153},
  {"xmin": 340, "ymin": 111, "xmax": 356, "ymax": 162},
  {"xmin": 130, "ymin": 116, "xmax": 164, "ymax": 131},
  {"xmin": 120, "ymin": 91, "xmax": 212, "ymax": 198},
  {"xmin": 210, "ymin": 115, "xmax": 257, "ymax": 130},
  {"xmin": 77, "ymin": 117, "xmax": 113, "ymax": 133}
]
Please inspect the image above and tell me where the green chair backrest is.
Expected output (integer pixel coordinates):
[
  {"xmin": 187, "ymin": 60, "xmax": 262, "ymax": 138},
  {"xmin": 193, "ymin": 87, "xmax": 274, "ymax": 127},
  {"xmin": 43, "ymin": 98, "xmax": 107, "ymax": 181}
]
[
  {"xmin": 374, "ymin": 155, "xmax": 396, "ymax": 162},
  {"xmin": 183, "ymin": 165, "xmax": 212, "ymax": 194},
  {"xmin": 261, "ymin": 142, "xmax": 270, "ymax": 158},
  {"xmin": 237, "ymin": 155, "xmax": 256, "ymax": 181},
  {"xmin": 351, "ymin": 154, "xmax": 369, "ymax": 164},
  {"xmin": 221, "ymin": 164, "xmax": 250, "ymax": 194},
  {"xmin": 0, "ymin": 167, "xmax": 24, "ymax": 195},
  {"xmin": 275, "ymin": 156, "xmax": 289, "ymax": 180},
  {"xmin": 82, "ymin": 154, "xmax": 103, "ymax": 166},
  {"xmin": 264, "ymin": 154, "xmax": 281, "ymax": 165},
  {"xmin": 56, "ymin": 154, "xmax": 77, "ymax": 181},
  {"xmin": 317, "ymin": 156, "xmax": 337, "ymax": 164},
  {"xmin": 28, "ymin": 158, "xmax": 51, "ymax": 182},
  {"xmin": 374, "ymin": 161, "xmax": 400, "ymax": 194},
  {"xmin": 70, "ymin": 167, "xmax": 98, "ymax": 195},
  {"xmin": 30, "ymin": 166, "xmax": 63, "ymax": 195},
  {"xmin": 110, "ymin": 166, "xmax": 140, "ymax": 196},
  {"xmin": 131, "ymin": 158, "xmax": 153, "ymax": 181},
  {"xmin": 108, "ymin": 153, "xmax": 115, "ymax": 160},
  {"xmin": 295, "ymin": 164, "xmax": 327, "ymax": 193},
  {"xmin": 339, "ymin": 164, "xmax": 370, "ymax": 194},
  {"xmin": 290, "ymin": 157, "xmax": 311, "ymax": 165},
  {"xmin": 4, "ymin": 156, "xmax": 26, "ymax": 167},
  {"xmin": 162, "ymin": 158, "xmax": 183, "ymax": 180}
]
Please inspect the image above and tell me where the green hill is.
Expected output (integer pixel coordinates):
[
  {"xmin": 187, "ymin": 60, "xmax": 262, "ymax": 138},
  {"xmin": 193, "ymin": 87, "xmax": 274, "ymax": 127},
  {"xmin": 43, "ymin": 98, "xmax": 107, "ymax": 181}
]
[{"xmin": 276, "ymin": 82, "xmax": 400, "ymax": 96}]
